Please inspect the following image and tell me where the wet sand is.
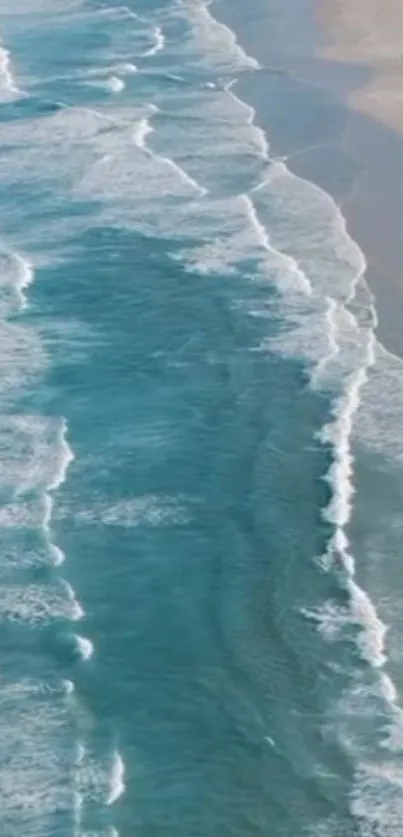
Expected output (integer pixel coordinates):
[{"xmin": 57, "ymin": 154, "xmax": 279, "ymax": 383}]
[
  {"xmin": 319, "ymin": 0, "xmax": 403, "ymax": 134},
  {"xmin": 214, "ymin": 0, "xmax": 403, "ymax": 359}
]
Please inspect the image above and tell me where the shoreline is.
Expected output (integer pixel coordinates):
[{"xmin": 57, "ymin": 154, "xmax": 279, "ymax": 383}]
[{"xmin": 212, "ymin": 0, "xmax": 403, "ymax": 360}]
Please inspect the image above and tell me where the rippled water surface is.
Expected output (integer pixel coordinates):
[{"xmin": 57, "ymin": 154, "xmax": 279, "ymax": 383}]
[{"xmin": 1, "ymin": 2, "xmax": 403, "ymax": 835}]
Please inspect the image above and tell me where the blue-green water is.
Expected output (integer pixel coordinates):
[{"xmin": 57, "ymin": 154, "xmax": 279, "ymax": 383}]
[{"xmin": 1, "ymin": 2, "xmax": 403, "ymax": 835}]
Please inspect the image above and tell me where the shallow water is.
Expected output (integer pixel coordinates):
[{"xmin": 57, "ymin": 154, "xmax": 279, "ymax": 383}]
[{"xmin": 0, "ymin": 1, "xmax": 403, "ymax": 835}]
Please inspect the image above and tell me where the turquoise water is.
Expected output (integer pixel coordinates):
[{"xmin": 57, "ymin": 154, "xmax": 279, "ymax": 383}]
[{"xmin": 1, "ymin": 2, "xmax": 403, "ymax": 835}]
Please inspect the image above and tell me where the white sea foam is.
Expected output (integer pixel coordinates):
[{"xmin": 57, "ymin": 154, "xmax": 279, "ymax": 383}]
[
  {"xmin": 243, "ymin": 194, "xmax": 312, "ymax": 295},
  {"xmin": 32, "ymin": 100, "xmax": 206, "ymax": 211},
  {"xmin": 143, "ymin": 26, "xmax": 165, "ymax": 58},
  {"xmin": 72, "ymin": 742, "xmax": 85, "ymax": 836},
  {"xmin": 0, "ymin": 414, "xmax": 72, "ymax": 498},
  {"xmin": 39, "ymin": 61, "xmax": 138, "ymax": 90},
  {"xmin": 309, "ymin": 297, "xmax": 340, "ymax": 388},
  {"xmin": 85, "ymin": 75, "xmax": 125, "ymax": 93},
  {"xmin": 46, "ymin": 417, "xmax": 75, "ymax": 491},
  {"xmin": 62, "ymin": 679, "xmax": 75, "ymax": 697},
  {"xmin": 137, "ymin": 109, "xmax": 207, "ymax": 195},
  {"xmin": 2, "ymin": 2, "xmax": 403, "ymax": 834},
  {"xmin": 75, "ymin": 635, "xmax": 94, "ymax": 661},
  {"xmin": 0, "ymin": 250, "xmax": 34, "ymax": 313},
  {"xmin": 0, "ymin": 679, "xmax": 74, "ymax": 827},
  {"xmin": 0, "ymin": 498, "xmax": 43, "ymax": 529},
  {"xmin": 225, "ymin": 78, "xmax": 269, "ymax": 160},
  {"xmin": 170, "ymin": 4, "xmax": 403, "ymax": 831},
  {"xmin": 320, "ymin": 362, "xmax": 372, "ymax": 531},
  {"xmin": 63, "ymin": 581, "xmax": 85, "ymax": 621},
  {"xmin": 147, "ymin": 7, "xmax": 403, "ymax": 773},
  {"xmin": 142, "ymin": 78, "xmax": 269, "ymax": 196},
  {"xmin": 301, "ymin": 600, "xmax": 352, "ymax": 644},
  {"xmin": 73, "ymin": 493, "xmax": 192, "ymax": 527},
  {"xmin": 0, "ymin": 123, "xmax": 87, "ymax": 834},
  {"xmin": 176, "ymin": 0, "xmax": 260, "ymax": 71},
  {"xmin": 72, "ymin": 741, "xmax": 126, "ymax": 833},
  {"xmin": 282, "ymin": 160, "xmax": 403, "ymax": 813},
  {"xmin": 350, "ymin": 760, "xmax": 403, "ymax": 836},
  {"xmin": 107, "ymin": 75, "xmax": 125, "ymax": 93},
  {"xmin": 0, "ymin": 581, "xmax": 81, "ymax": 625},
  {"xmin": 131, "ymin": 107, "xmax": 207, "ymax": 195},
  {"xmin": 42, "ymin": 493, "xmax": 53, "ymax": 534},
  {"xmin": 0, "ymin": 44, "xmax": 20, "ymax": 101},
  {"xmin": 14, "ymin": 253, "xmax": 34, "ymax": 305},
  {"xmin": 133, "ymin": 115, "xmax": 154, "ymax": 149},
  {"xmin": 106, "ymin": 751, "xmax": 126, "ymax": 805},
  {"xmin": 252, "ymin": 160, "xmax": 366, "ymax": 301},
  {"xmin": 0, "ymin": 414, "xmax": 81, "ymax": 633},
  {"xmin": 50, "ymin": 544, "xmax": 65, "ymax": 566},
  {"xmin": 0, "ymin": 320, "xmax": 46, "ymax": 400},
  {"xmin": 114, "ymin": 62, "xmax": 138, "ymax": 75},
  {"xmin": 172, "ymin": 192, "xmax": 313, "ymax": 287},
  {"xmin": 0, "ymin": 544, "xmax": 50, "ymax": 576},
  {"xmin": 247, "ymin": 150, "xmax": 391, "ymax": 692},
  {"xmin": 347, "ymin": 579, "xmax": 388, "ymax": 669}
]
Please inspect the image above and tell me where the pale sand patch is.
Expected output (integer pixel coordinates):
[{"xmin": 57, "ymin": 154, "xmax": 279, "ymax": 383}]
[{"xmin": 318, "ymin": 0, "xmax": 403, "ymax": 134}]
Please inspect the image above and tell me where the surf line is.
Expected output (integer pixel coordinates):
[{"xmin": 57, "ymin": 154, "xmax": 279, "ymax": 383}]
[
  {"xmin": 40, "ymin": 417, "xmax": 92, "ymax": 656},
  {"xmin": 201, "ymin": 0, "xmax": 403, "ymax": 735},
  {"xmin": 132, "ymin": 107, "xmax": 208, "ymax": 196},
  {"xmin": 43, "ymin": 418, "xmax": 127, "ymax": 822}
]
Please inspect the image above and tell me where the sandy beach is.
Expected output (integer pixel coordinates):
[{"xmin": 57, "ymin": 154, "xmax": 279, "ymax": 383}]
[
  {"xmin": 315, "ymin": 0, "xmax": 403, "ymax": 357},
  {"xmin": 213, "ymin": 0, "xmax": 403, "ymax": 358},
  {"xmin": 319, "ymin": 0, "xmax": 403, "ymax": 134}
]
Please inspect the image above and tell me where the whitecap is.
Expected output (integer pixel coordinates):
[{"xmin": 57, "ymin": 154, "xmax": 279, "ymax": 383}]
[
  {"xmin": 133, "ymin": 115, "xmax": 153, "ymax": 149},
  {"xmin": 107, "ymin": 76, "xmax": 125, "ymax": 92},
  {"xmin": 46, "ymin": 417, "xmax": 75, "ymax": 492},
  {"xmin": 62, "ymin": 679, "xmax": 75, "ymax": 697},
  {"xmin": 0, "ymin": 250, "xmax": 34, "ymax": 313},
  {"xmin": 63, "ymin": 581, "xmax": 85, "ymax": 621},
  {"xmin": 84, "ymin": 75, "xmax": 125, "ymax": 93},
  {"xmin": 177, "ymin": 0, "xmax": 260, "ymax": 72},
  {"xmin": 0, "ymin": 415, "xmax": 72, "ymax": 498},
  {"xmin": 143, "ymin": 26, "xmax": 165, "ymax": 58},
  {"xmin": 130, "ymin": 106, "xmax": 206, "ymax": 195},
  {"xmin": 115, "ymin": 62, "xmax": 138, "ymax": 75},
  {"xmin": 106, "ymin": 751, "xmax": 126, "ymax": 805},
  {"xmin": 0, "ymin": 44, "xmax": 20, "ymax": 101},
  {"xmin": 75, "ymin": 635, "xmax": 94, "ymax": 661},
  {"xmin": 50, "ymin": 544, "xmax": 65, "ymax": 566}
]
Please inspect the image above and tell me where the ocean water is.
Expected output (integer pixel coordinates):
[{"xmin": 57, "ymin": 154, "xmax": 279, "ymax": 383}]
[{"xmin": 1, "ymin": 1, "xmax": 403, "ymax": 835}]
